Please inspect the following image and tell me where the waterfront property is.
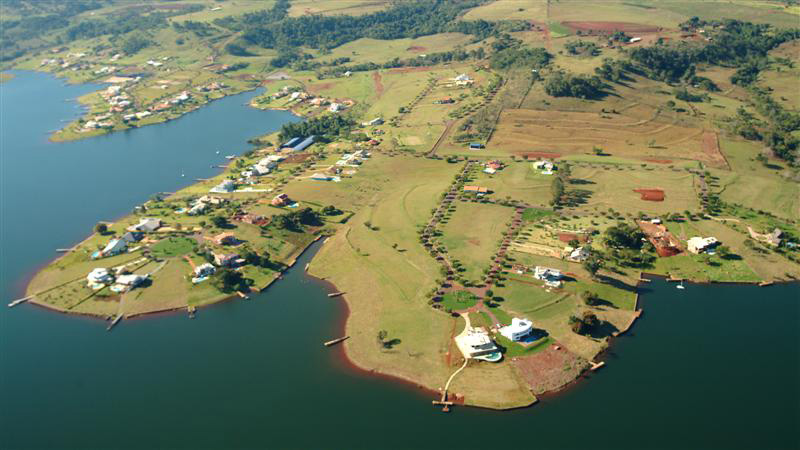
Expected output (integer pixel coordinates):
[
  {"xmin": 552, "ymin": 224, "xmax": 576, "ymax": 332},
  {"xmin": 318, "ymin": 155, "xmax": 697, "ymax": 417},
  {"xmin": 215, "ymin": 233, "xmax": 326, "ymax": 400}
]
[
  {"xmin": 499, "ymin": 318, "xmax": 534, "ymax": 342},
  {"xmin": 687, "ymin": 236, "xmax": 719, "ymax": 254},
  {"xmin": 128, "ymin": 217, "xmax": 162, "ymax": 233},
  {"xmin": 455, "ymin": 326, "xmax": 502, "ymax": 363}
]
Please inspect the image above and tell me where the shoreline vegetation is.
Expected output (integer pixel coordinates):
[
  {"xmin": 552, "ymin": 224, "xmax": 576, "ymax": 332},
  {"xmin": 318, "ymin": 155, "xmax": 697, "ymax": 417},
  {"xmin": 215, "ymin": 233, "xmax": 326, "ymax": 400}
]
[{"xmin": 7, "ymin": 0, "xmax": 800, "ymax": 410}]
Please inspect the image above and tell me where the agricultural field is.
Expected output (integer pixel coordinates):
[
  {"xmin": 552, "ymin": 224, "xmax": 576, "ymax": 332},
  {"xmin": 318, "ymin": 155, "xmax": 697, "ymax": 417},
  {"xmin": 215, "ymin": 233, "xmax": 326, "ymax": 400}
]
[
  {"xmin": 472, "ymin": 162, "xmax": 553, "ymax": 207},
  {"xmin": 317, "ymin": 33, "xmax": 475, "ymax": 66},
  {"xmin": 288, "ymin": 0, "xmax": 390, "ymax": 17}
]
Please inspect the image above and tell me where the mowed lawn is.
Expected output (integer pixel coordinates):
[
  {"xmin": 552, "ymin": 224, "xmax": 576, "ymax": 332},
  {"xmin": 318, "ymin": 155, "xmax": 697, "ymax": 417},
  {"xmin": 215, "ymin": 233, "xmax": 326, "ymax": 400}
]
[
  {"xmin": 569, "ymin": 164, "xmax": 699, "ymax": 215},
  {"xmin": 441, "ymin": 202, "xmax": 516, "ymax": 282}
]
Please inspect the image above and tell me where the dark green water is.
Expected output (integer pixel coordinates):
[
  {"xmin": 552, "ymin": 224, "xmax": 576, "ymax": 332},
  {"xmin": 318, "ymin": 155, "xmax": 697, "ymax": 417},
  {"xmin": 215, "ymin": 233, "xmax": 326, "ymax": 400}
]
[{"xmin": 1, "ymin": 71, "xmax": 798, "ymax": 450}]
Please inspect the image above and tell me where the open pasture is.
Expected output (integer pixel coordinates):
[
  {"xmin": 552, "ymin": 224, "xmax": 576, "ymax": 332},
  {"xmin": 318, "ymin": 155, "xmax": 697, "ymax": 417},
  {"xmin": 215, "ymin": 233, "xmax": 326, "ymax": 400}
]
[
  {"xmin": 487, "ymin": 108, "xmax": 726, "ymax": 167},
  {"xmin": 462, "ymin": 0, "xmax": 548, "ymax": 21},
  {"xmin": 568, "ymin": 164, "xmax": 699, "ymax": 215},
  {"xmin": 441, "ymin": 202, "xmax": 516, "ymax": 282},
  {"xmin": 288, "ymin": 0, "xmax": 390, "ymax": 17},
  {"xmin": 318, "ymin": 33, "xmax": 474, "ymax": 66},
  {"xmin": 473, "ymin": 162, "xmax": 552, "ymax": 208}
]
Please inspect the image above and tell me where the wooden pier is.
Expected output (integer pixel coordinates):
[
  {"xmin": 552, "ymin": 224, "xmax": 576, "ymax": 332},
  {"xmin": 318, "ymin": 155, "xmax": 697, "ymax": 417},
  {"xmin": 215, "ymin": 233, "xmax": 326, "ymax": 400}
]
[
  {"xmin": 590, "ymin": 361, "xmax": 606, "ymax": 371},
  {"xmin": 188, "ymin": 306, "xmax": 196, "ymax": 319},
  {"xmin": 327, "ymin": 292, "xmax": 345, "ymax": 298},
  {"xmin": 236, "ymin": 291, "xmax": 250, "ymax": 300},
  {"xmin": 56, "ymin": 247, "xmax": 77, "ymax": 253},
  {"xmin": 758, "ymin": 281, "xmax": 774, "ymax": 287},
  {"xmin": 323, "ymin": 336, "xmax": 349, "ymax": 347},
  {"xmin": 8, "ymin": 295, "xmax": 33, "ymax": 308},
  {"xmin": 106, "ymin": 314, "xmax": 123, "ymax": 331}
]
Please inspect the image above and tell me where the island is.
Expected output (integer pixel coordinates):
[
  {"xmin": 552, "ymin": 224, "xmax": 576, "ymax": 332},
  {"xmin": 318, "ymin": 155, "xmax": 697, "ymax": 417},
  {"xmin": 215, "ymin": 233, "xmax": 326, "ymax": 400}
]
[{"xmin": 5, "ymin": 0, "xmax": 799, "ymax": 410}]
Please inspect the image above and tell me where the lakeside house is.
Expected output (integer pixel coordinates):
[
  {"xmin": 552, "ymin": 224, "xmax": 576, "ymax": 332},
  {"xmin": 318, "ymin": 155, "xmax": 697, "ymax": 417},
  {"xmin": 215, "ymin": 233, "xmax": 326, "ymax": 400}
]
[
  {"xmin": 192, "ymin": 263, "xmax": 216, "ymax": 284},
  {"xmin": 533, "ymin": 266, "xmax": 563, "ymax": 287},
  {"xmin": 271, "ymin": 193, "xmax": 291, "ymax": 207},
  {"xmin": 455, "ymin": 327, "xmax": 502, "ymax": 362},
  {"xmin": 187, "ymin": 202, "xmax": 207, "ymax": 216},
  {"xmin": 94, "ymin": 238, "xmax": 127, "ymax": 259},
  {"xmin": 499, "ymin": 318, "xmax": 534, "ymax": 342},
  {"xmin": 86, "ymin": 268, "xmax": 113, "ymax": 289},
  {"xmin": 687, "ymin": 236, "xmax": 719, "ymax": 254},
  {"xmin": 111, "ymin": 274, "xmax": 147, "ymax": 293},
  {"xmin": 210, "ymin": 179, "xmax": 235, "ymax": 193},
  {"xmin": 121, "ymin": 231, "xmax": 143, "ymax": 243},
  {"xmin": 128, "ymin": 217, "xmax": 162, "ymax": 233}
]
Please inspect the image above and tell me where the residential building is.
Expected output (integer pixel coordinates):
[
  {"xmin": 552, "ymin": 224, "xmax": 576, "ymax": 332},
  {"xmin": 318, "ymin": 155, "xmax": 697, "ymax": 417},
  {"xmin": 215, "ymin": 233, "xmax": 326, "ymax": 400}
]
[
  {"xmin": 533, "ymin": 266, "xmax": 563, "ymax": 287},
  {"xmin": 101, "ymin": 238, "xmax": 127, "ymax": 257},
  {"xmin": 121, "ymin": 231, "xmax": 143, "ymax": 243},
  {"xmin": 455, "ymin": 327, "xmax": 502, "ymax": 362},
  {"xmin": 210, "ymin": 179, "xmax": 235, "ymax": 193},
  {"xmin": 128, "ymin": 217, "xmax": 162, "ymax": 232},
  {"xmin": 86, "ymin": 268, "xmax": 113, "ymax": 289},
  {"xmin": 210, "ymin": 232, "xmax": 237, "ymax": 246},
  {"xmin": 567, "ymin": 246, "xmax": 590, "ymax": 262},
  {"xmin": 687, "ymin": 236, "xmax": 719, "ymax": 254},
  {"xmin": 463, "ymin": 185, "xmax": 488, "ymax": 195},
  {"xmin": 111, "ymin": 274, "xmax": 146, "ymax": 293},
  {"xmin": 271, "ymin": 193, "xmax": 290, "ymax": 207},
  {"xmin": 213, "ymin": 253, "xmax": 241, "ymax": 267},
  {"xmin": 499, "ymin": 318, "xmax": 534, "ymax": 342}
]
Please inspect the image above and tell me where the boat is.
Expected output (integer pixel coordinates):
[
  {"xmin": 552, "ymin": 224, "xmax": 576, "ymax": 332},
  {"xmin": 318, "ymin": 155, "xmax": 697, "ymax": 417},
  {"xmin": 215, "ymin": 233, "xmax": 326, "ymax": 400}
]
[
  {"xmin": 215, "ymin": 150, "xmax": 220, "ymax": 154},
  {"xmin": 676, "ymin": 280, "xmax": 685, "ymax": 290},
  {"xmin": 225, "ymin": 155, "xmax": 236, "ymax": 160}
]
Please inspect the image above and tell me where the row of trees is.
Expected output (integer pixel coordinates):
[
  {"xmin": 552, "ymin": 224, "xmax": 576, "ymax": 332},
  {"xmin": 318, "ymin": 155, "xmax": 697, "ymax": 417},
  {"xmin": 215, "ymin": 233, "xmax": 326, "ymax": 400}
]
[
  {"xmin": 544, "ymin": 71, "xmax": 605, "ymax": 99},
  {"xmin": 278, "ymin": 115, "xmax": 356, "ymax": 142}
]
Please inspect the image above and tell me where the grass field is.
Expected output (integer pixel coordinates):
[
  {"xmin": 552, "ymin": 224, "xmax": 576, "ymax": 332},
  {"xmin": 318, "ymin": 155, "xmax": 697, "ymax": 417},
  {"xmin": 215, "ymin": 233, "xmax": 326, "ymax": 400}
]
[
  {"xmin": 441, "ymin": 202, "xmax": 516, "ymax": 282},
  {"xmin": 317, "ymin": 33, "xmax": 474, "ymax": 66},
  {"xmin": 473, "ymin": 162, "xmax": 553, "ymax": 207},
  {"xmin": 568, "ymin": 164, "xmax": 700, "ymax": 215}
]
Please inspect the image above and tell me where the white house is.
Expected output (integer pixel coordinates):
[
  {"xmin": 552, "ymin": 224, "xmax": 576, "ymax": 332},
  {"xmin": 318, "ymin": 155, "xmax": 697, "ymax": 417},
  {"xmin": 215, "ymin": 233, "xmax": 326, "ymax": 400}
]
[
  {"xmin": 329, "ymin": 102, "xmax": 342, "ymax": 112},
  {"xmin": 111, "ymin": 274, "xmax": 146, "ymax": 293},
  {"xmin": 192, "ymin": 263, "xmax": 216, "ymax": 284},
  {"xmin": 455, "ymin": 327, "xmax": 502, "ymax": 362},
  {"xmin": 128, "ymin": 217, "xmax": 162, "ymax": 232},
  {"xmin": 101, "ymin": 238, "xmax": 127, "ymax": 257},
  {"xmin": 187, "ymin": 202, "xmax": 207, "ymax": 216},
  {"xmin": 567, "ymin": 246, "xmax": 589, "ymax": 262},
  {"xmin": 499, "ymin": 318, "xmax": 534, "ymax": 342},
  {"xmin": 86, "ymin": 268, "xmax": 113, "ymax": 289},
  {"xmin": 534, "ymin": 266, "xmax": 563, "ymax": 287},
  {"xmin": 687, "ymin": 236, "xmax": 719, "ymax": 254},
  {"xmin": 210, "ymin": 179, "xmax": 235, "ymax": 193}
]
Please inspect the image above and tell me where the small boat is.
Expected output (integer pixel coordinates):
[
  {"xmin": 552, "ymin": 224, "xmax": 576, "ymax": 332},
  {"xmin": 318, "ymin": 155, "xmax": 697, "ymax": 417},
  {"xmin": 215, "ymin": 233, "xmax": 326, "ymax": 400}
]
[
  {"xmin": 225, "ymin": 155, "xmax": 236, "ymax": 160},
  {"xmin": 676, "ymin": 280, "xmax": 685, "ymax": 290},
  {"xmin": 215, "ymin": 150, "xmax": 220, "ymax": 154}
]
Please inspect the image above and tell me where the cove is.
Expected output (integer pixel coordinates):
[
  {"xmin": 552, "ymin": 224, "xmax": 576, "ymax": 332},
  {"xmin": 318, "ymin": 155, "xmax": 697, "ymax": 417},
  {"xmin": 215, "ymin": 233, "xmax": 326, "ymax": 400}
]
[{"xmin": 1, "ymin": 71, "xmax": 798, "ymax": 450}]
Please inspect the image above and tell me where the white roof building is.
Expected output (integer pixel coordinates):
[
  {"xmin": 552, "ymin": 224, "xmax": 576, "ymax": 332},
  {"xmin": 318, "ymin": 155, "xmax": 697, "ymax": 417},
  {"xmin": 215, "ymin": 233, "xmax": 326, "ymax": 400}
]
[
  {"xmin": 210, "ymin": 179, "xmax": 235, "ymax": 193},
  {"xmin": 687, "ymin": 236, "xmax": 719, "ymax": 254},
  {"xmin": 533, "ymin": 266, "xmax": 563, "ymax": 287},
  {"xmin": 102, "ymin": 238, "xmax": 127, "ymax": 256},
  {"xmin": 111, "ymin": 274, "xmax": 147, "ymax": 293},
  {"xmin": 455, "ymin": 327, "xmax": 502, "ymax": 362},
  {"xmin": 568, "ymin": 246, "xmax": 589, "ymax": 262},
  {"xmin": 128, "ymin": 217, "xmax": 162, "ymax": 232},
  {"xmin": 87, "ymin": 268, "xmax": 113, "ymax": 288},
  {"xmin": 499, "ymin": 318, "xmax": 534, "ymax": 342}
]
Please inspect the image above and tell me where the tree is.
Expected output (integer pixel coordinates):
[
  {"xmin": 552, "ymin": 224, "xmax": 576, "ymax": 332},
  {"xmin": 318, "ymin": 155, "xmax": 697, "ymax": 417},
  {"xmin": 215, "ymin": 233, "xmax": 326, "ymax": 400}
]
[
  {"xmin": 94, "ymin": 223, "xmax": 107, "ymax": 234},
  {"xmin": 583, "ymin": 255, "xmax": 604, "ymax": 279},
  {"xmin": 581, "ymin": 290, "xmax": 600, "ymax": 306},
  {"xmin": 210, "ymin": 216, "xmax": 228, "ymax": 228},
  {"xmin": 210, "ymin": 268, "xmax": 244, "ymax": 293},
  {"xmin": 568, "ymin": 238, "xmax": 581, "ymax": 248}
]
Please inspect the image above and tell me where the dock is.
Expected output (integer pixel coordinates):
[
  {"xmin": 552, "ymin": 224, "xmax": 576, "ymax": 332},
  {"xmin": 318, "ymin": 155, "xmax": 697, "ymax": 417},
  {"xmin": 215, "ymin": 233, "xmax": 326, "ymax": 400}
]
[
  {"xmin": 323, "ymin": 336, "xmax": 349, "ymax": 347},
  {"xmin": 758, "ymin": 281, "xmax": 774, "ymax": 287},
  {"xmin": 188, "ymin": 306, "xmax": 196, "ymax": 318},
  {"xmin": 590, "ymin": 361, "xmax": 606, "ymax": 371},
  {"xmin": 236, "ymin": 291, "xmax": 250, "ymax": 300},
  {"xmin": 327, "ymin": 292, "xmax": 345, "ymax": 298},
  {"xmin": 106, "ymin": 314, "xmax": 123, "ymax": 331},
  {"xmin": 8, "ymin": 295, "xmax": 33, "ymax": 308},
  {"xmin": 56, "ymin": 247, "xmax": 77, "ymax": 253}
]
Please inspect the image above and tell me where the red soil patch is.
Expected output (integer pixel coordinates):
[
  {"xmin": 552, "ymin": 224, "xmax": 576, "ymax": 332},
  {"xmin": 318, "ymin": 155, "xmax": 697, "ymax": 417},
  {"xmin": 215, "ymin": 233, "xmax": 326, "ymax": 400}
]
[
  {"xmin": 633, "ymin": 188, "xmax": 665, "ymax": 202},
  {"xmin": 562, "ymin": 21, "xmax": 661, "ymax": 33},
  {"xmin": 518, "ymin": 151, "xmax": 562, "ymax": 159},
  {"xmin": 558, "ymin": 233, "xmax": 587, "ymax": 243},
  {"xmin": 644, "ymin": 158, "xmax": 673, "ymax": 164},
  {"xmin": 406, "ymin": 46, "xmax": 427, "ymax": 53},
  {"xmin": 467, "ymin": 238, "xmax": 481, "ymax": 246},
  {"xmin": 637, "ymin": 220, "xmax": 683, "ymax": 257},
  {"xmin": 388, "ymin": 66, "xmax": 433, "ymax": 74},
  {"xmin": 372, "ymin": 71, "xmax": 384, "ymax": 98},
  {"xmin": 283, "ymin": 153, "xmax": 312, "ymax": 163},
  {"xmin": 512, "ymin": 344, "xmax": 588, "ymax": 395}
]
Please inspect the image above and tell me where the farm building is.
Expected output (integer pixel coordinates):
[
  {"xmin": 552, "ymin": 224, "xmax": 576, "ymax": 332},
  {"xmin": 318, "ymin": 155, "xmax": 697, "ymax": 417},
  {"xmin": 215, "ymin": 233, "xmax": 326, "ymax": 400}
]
[
  {"xmin": 281, "ymin": 137, "xmax": 301, "ymax": 149},
  {"xmin": 463, "ymin": 185, "xmax": 488, "ymax": 195},
  {"xmin": 499, "ymin": 318, "xmax": 534, "ymax": 342},
  {"xmin": 687, "ymin": 236, "xmax": 719, "ymax": 254},
  {"xmin": 292, "ymin": 136, "xmax": 315, "ymax": 152},
  {"xmin": 469, "ymin": 143, "xmax": 484, "ymax": 149}
]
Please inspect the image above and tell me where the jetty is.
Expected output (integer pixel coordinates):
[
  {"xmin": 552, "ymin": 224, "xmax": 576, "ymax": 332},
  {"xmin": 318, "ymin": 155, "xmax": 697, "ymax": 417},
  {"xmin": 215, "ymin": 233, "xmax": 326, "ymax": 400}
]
[
  {"xmin": 188, "ymin": 306, "xmax": 196, "ymax": 318},
  {"xmin": 590, "ymin": 361, "xmax": 606, "ymax": 371},
  {"xmin": 8, "ymin": 295, "xmax": 33, "ymax": 308},
  {"xmin": 56, "ymin": 247, "xmax": 77, "ymax": 253},
  {"xmin": 327, "ymin": 292, "xmax": 345, "ymax": 298},
  {"xmin": 758, "ymin": 281, "xmax": 774, "ymax": 287},
  {"xmin": 106, "ymin": 314, "xmax": 123, "ymax": 331},
  {"xmin": 323, "ymin": 336, "xmax": 349, "ymax": 347},
  {"xmin": 236, "ymin": 291, "xmax": 250, "ymax": 300}
]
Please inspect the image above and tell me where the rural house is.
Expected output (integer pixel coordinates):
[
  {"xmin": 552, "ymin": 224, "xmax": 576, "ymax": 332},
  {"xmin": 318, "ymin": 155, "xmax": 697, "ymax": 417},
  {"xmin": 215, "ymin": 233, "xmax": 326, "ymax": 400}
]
[
  {"xmin": 128, "ymin": 217, "xmax": 162, "ymax": 233},
  {"xmin": 687, "ymin": 236, "xmax": 719, "ymax": 254},
  {"xmin": 499, "ymin": 318, "xmax": 534, "ymax": 342}
]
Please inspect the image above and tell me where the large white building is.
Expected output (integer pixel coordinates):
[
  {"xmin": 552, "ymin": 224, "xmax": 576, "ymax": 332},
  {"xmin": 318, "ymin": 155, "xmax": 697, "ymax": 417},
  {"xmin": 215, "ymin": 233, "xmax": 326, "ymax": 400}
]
[
  {"xmin": 534, "ymin": 266, "xmax": 563, "ymax": 287},
  {"xmin": 687, "ymin": 236, "xmax": 718, "ymax": 254},
  {"xmin": 499, "ymin": 318, "xmax": 534, "ymax": 342},
  {"xmin": 455, "ymin": 327, "xmax": 502, "ymax": 362}
]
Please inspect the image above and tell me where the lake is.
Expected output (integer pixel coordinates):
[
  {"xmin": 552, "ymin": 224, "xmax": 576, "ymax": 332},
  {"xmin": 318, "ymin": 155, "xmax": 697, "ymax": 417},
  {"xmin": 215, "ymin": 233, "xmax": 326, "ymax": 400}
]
[{"xmin": 1, "ymin": 71, "xmax": 797, "ymax": 450}]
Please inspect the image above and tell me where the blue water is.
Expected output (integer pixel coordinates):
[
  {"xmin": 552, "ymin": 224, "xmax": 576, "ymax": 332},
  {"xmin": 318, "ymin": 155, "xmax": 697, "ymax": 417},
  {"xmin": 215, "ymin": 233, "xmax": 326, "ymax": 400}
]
[{"xmin": 0, "ymin": 71, "xmax": 798, "ymax": 450}]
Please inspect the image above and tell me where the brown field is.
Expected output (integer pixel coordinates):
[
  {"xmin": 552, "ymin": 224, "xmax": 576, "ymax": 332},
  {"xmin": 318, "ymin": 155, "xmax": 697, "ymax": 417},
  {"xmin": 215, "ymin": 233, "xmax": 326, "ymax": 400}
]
[
  {"xmin": 637, "ymin": 220, "xmax": 683, "ymax": 257},
  {"xmin": 562, "ymin": 21, "xmax": 662, "ymax": 33},
  {"xmin": 372, "ymin": 71, "xmax": 384, "ymax": 98},
  {"xmin": 488, "ymin": 109, "xmax": 726, "ymax": 167},
  {"xmin": 512, "ymin": 344, "xmax": 588, "ymax": 395}
]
